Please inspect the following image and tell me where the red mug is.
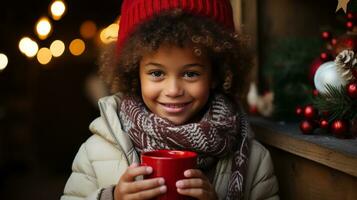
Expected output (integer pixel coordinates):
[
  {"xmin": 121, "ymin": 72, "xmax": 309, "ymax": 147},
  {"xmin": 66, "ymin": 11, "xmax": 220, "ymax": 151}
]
[{"xmin": 141, "ymin": 149, "xmax": 198, "ymax": 200}]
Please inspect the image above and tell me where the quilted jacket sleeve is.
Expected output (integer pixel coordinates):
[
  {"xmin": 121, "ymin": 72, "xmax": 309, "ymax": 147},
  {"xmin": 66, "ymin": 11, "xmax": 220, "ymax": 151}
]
[
  {"xmin": 60, "ymin": 143, "xmax": 101, "ymax": 200},
  {"xmin": 244, "ymin": 140, "xmax": 279, "ymax": 200}
]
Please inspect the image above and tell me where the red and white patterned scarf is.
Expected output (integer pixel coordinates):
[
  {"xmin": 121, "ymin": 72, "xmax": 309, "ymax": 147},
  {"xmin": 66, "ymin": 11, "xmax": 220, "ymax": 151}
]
[{"xmin": 119, "ymin": 93, "xmax": 250, "ymax": 199}]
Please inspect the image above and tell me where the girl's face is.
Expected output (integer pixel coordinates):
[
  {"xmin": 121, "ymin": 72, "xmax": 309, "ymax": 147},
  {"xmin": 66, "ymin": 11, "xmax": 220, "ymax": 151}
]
[{"xmin": 139, "ymin": 45, "xmax": 213, "ymax": 125}]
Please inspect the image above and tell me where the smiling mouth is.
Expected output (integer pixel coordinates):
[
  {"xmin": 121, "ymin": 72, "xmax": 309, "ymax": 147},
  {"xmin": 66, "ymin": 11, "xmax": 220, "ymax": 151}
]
[
  {"xmin": 159, "ymin": 102, "xmax": 191, "ymax": 113},
  {"xmin": 160, "ymin": 103, "xmax": 191, "ymax": 108}
]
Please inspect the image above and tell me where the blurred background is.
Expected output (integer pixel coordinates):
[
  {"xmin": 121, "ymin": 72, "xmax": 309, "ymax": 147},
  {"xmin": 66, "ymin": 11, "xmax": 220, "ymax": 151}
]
[
  {"xmin": 0, "ymin": 0, "xmax": 356, "ymax": 199},
  {"xmin": 0, "ymin": 0, "xmax": 122, "ymax": 199}
]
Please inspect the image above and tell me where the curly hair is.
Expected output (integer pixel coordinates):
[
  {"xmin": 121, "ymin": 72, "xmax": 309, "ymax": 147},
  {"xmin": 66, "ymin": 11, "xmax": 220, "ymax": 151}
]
[{"xmin": 99, "ymin": 9, "xmax": 252, "ymax": 104}]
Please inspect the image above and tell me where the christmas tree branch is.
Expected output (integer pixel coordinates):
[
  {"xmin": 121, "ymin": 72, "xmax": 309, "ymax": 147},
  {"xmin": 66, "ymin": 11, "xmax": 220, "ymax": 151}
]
[{"xmin": 313, "ymin": 84, "xmax": 356, "ymax": 121}]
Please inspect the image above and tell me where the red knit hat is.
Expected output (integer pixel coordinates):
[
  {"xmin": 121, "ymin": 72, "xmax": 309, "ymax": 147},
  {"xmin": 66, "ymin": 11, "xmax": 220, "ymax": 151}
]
[{"xmin": 117, "ymin": 0, "xmax": 234, "ymax": 55}]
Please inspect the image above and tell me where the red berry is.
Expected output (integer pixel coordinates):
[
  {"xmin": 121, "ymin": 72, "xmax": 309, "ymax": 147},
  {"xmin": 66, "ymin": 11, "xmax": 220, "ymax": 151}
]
[
  {"xmin": 331, "ymin": 120, "xmax": 349, "ymax": 137},
  {"xmin": 347, "ymin": 82, "xmax": 357, "ymax": 99},
  {"xmin": 295, "ymin": 106, "xmax": 303, "ymax": 116},
  {"xmin": 346, "ymin": 39, "xmax": 355, "ymax": 48},
  {"xmin": 347, "ymin": 12, "xmax": 354, "ymax": 19},
  {"xmin": 320, "ymin": 119, "xmax": 329, "ymax": 129},
  {"xmin": 313, "ymin": 89, "xmax": 319, "ymax": 96},
  {"xmin": 347, "ymin": 21, "xmax": 354, "ymax": 29},
  {"xmin": 321, "ymin": 31, "xmax": 331, "ymax": 40},
  {"xmin": 304, "ymin": 105, "xmax": 316, "ymax": 119},
  {"xmin": 300, "ymin": 120, "xmax": 315, "ymax": 134},
  {"xmin": 331, "ymin": 38, "xmax": 337, "ymax": 46},
  {"xmin": 320, "ymin": 52, "xmax": 328, "ymax": 60},
  {"xmin": 249, "ymin": 106, "xmax": 258, "ymax": 114}
]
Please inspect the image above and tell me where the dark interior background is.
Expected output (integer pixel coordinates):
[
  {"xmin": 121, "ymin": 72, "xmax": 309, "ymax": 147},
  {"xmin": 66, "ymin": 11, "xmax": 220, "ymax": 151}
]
[{"xmin": 0, "ymin": 1, "xmax": 122, "ymax": 199}]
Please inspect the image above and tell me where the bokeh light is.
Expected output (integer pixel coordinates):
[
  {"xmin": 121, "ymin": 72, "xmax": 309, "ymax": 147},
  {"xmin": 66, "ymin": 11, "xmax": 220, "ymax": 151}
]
[
  {"xmin": 19, "ymin": 37, "xmax": 39, "ymax": 58},
  {"xmin": 36, "ymin": 17, "xmax": 52, "ymax": 40},
  {"xmin": 0, "ymin": 53, "xmax": 8, "ymax": 71},
  {"xmin": 50, "ymin": 40, "xmax": 65, "ymax": 57},
  {"xmin": 100, "ymin": 23, "xmax": 119, "ymax": 44},
  {"xmin": 37, "ymin": 48, "xmax": 52, "ymax": 65},
  {"xmin": 50, "ymin": 0, "xmax": 66, "ymax": 20},
  {"xmin": 80, "ymin": 20, "xmax": 97, "ymax": 39},
  {"xmin": 69, "ymin": 39, "xmax": 85, "ymax": 56},
  {"xmin": 19, "ymin": 37, "xmax": 32, "ymax": 54}
]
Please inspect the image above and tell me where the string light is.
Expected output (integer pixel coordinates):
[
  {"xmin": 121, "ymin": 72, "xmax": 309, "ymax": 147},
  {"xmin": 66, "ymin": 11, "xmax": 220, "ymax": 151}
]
[
  {"xmin": 0, "ymin": 53, "xmax": 8, "ymax": 71},
  {"xmin": 100, "ymin": 23, "xmax": 119, "ymax": 44},
  {"xmin": 19, "ymin": 37, "xmax": 39, "ymax": 57},
  {"xmin": 36, "ymin": 17, "xmax": 52, "ymax": 40},
  {"xmin": 50, "ymin": 40, "xmax": 65, "ymax": 57},
  {"xmin": 69, "ymin": 39, "xmax": 85, "ymax": 56},
  {"xmin": 37, "ymin": 48, "xmax": 52, "ymax": 65},
  {"xmin": 50, "ymin": 0, "xmax": 66, "ymax": 20},
  {"xmin": 80, "ymin": 20, "xmax": 97, "ymax": 39}
]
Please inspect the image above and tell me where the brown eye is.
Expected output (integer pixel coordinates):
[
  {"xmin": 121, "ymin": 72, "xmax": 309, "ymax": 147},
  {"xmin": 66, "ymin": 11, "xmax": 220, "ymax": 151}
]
[
  {"xmin": 183, "ymin": 71, "xmax": 200, "ymax": 78},
  {"xmin": 150, "ymin": 71, "xmax": 164, "ymax": 78}
]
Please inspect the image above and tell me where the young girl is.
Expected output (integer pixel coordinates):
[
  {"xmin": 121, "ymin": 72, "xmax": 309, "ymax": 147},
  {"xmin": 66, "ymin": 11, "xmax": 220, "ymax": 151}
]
[{"xmin": 61, "ymin": 0, "xmax": 279, "ymax": 199}]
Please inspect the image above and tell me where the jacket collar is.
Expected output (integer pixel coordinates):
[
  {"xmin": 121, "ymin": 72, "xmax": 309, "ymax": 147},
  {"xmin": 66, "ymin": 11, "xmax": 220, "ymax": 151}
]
[{"xmin": 89, "ymin": 93, "xmax": 139, "ymax": 165}]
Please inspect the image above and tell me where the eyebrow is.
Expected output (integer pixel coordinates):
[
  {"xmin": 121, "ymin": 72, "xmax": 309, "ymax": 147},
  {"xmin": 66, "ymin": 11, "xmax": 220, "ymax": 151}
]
[{"xmin": 144, "ymin": 62, "xmax": 205, "ymax": 68}]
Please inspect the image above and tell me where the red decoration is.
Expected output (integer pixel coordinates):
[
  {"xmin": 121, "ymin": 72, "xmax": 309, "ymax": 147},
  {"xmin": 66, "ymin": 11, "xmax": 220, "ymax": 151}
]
[
  {"xmin": 249, "ymin": 105, "xmax": 258, "ymax": 114},
  {"xmin": 313, "ymin": 89, "xmax": 319, "ymax": 96},
  {"xmin": 333, "ymin": 36, "xmax": 357, "ymax": 56},
  {"xmin": 346, "ymin": 39, "xmax": 354, "ymax": 47},
  {"xmin": 320, "ymin": 119, "xmax": 329, "ymax": 129},
  {"xmin": 347, "ymin": 12, "xmax": 354, "ymax": 20},
  {"xmin": 331, "ymin": 120, "xmax": 349, "ymax": 137},
  {"xmin": 331, "ymin": 38, "xmax": 337, "ymax": 46},
  {"xmin": 320, "ymin": 52, "xmax": 329, "ymax": 61},
  {"xmin": 295, "ymin": 106, "xmax": 303, "ymax": 116},
  {"xmin": 304, "ymin": 105, "xmax": 316, "ymax": 119},
  {"xmin": 321, "ymin": 31, "xmax": 331, "ymax": 40},
  {"xmin": 346, "ymin": 21, "xmax": 354, "ymax": 29},
  {"xmin": 300, "ymin": 120, "xmax": 315, "ymax": 134},
  {"xmin": 347, "ymin": 82, "xmax": 357, "ymax": 99}
]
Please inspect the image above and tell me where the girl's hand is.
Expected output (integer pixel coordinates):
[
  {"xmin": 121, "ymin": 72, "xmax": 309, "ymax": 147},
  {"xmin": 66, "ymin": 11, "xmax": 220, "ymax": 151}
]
[
  {"xmin": 176, "ymin": 169, "xmax": 218, "ymax": 200},
  {"xmin": 114, "ymin": 163, "xmax": 167, "ymax": 200}
]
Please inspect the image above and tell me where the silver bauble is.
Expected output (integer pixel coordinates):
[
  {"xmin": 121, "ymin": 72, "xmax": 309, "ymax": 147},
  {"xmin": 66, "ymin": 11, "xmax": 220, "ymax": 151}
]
[{"xmin": 314, "ymin": 61, "xmax": 347, "ymax": 94}]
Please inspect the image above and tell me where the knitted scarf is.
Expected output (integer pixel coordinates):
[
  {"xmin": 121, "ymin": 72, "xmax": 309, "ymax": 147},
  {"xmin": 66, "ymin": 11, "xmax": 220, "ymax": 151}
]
[{"xmin": 119, "ymin": 93, "xmax": 250, "ymax": 199}]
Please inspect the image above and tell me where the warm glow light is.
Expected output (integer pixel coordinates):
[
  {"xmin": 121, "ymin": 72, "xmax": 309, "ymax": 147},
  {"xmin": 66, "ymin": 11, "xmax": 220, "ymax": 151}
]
[
  {"xmin": 69, "ymin": 39, "xmax": 85, "ymax": 56},
  {"xmin": 50, "ymin": 40, "xmax": 65, "ymax": 57},
  {"xmin": 0, "ymin": 53, "xmax": 8, "ymax": 71},
  {"xmin": 50, "ymin": 0, "xmax": 66, "ymax": 20},
  {"xmin": 36, "ymin": 17, "xmax": 52, "ymax": 40},
  {"xmin": 100, "ymin": 23, "xmax": 119, "ymax": 44},
  {"xmin": 37, "ymin": 48, "xmax": 52, "ymax": 65},
  {"xmin": 80, "ymin": 20, "xmax": 97, "ymax": 39},
  {"xmin": 99, "ymin": 29, "xmax": 106, "ymax": 43},
  {"xmin": 19, "ymin": 37, "xmax": 39, "ymax": 57},
  {"xmin": 19, "ymin": 37, "xmax": 32, "ymax": 53}
]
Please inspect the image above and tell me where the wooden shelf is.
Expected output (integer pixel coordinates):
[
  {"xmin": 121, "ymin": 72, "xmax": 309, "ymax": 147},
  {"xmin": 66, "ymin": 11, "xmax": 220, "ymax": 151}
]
[{"xmin": 249, "ymin": 117, "xmax": 357, "ymax": 177}]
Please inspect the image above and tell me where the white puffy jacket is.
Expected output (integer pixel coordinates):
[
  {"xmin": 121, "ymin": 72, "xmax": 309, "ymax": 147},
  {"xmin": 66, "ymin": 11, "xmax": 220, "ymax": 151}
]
[{"xmin": 61, "ymin": 95, "xmax": 279, "ymax": 200}]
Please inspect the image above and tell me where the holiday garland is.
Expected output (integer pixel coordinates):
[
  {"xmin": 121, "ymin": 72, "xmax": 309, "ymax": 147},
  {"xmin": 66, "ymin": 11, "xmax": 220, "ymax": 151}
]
[{"xmin": 298, "ymin": 50, "xmax": 357, "ymax": 137}]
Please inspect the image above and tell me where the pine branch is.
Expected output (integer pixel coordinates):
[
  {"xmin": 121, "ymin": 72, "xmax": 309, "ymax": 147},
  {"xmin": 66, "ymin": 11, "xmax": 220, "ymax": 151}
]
[{"xmin": 313, "ymin": 84, "xmax": 355, "ymax": 121}]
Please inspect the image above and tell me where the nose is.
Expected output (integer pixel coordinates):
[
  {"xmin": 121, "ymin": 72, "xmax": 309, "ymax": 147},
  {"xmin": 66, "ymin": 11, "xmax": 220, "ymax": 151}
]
[{"xmin": 164, "ymin": 78, "xmax": 184, "ymax": 97}]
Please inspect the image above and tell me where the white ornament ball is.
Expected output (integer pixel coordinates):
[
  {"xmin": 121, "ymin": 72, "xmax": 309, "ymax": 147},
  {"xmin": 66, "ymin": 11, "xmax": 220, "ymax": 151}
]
[{"xmin": 314, "ymin": 61, "xmax": 346, "ymax": 94}]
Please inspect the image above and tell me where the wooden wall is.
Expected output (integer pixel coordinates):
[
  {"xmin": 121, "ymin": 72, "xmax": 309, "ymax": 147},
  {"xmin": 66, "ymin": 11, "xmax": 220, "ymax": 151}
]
[{"xmin": 267, "ymin": 145, "xmax": 357, "ymax": 200}]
